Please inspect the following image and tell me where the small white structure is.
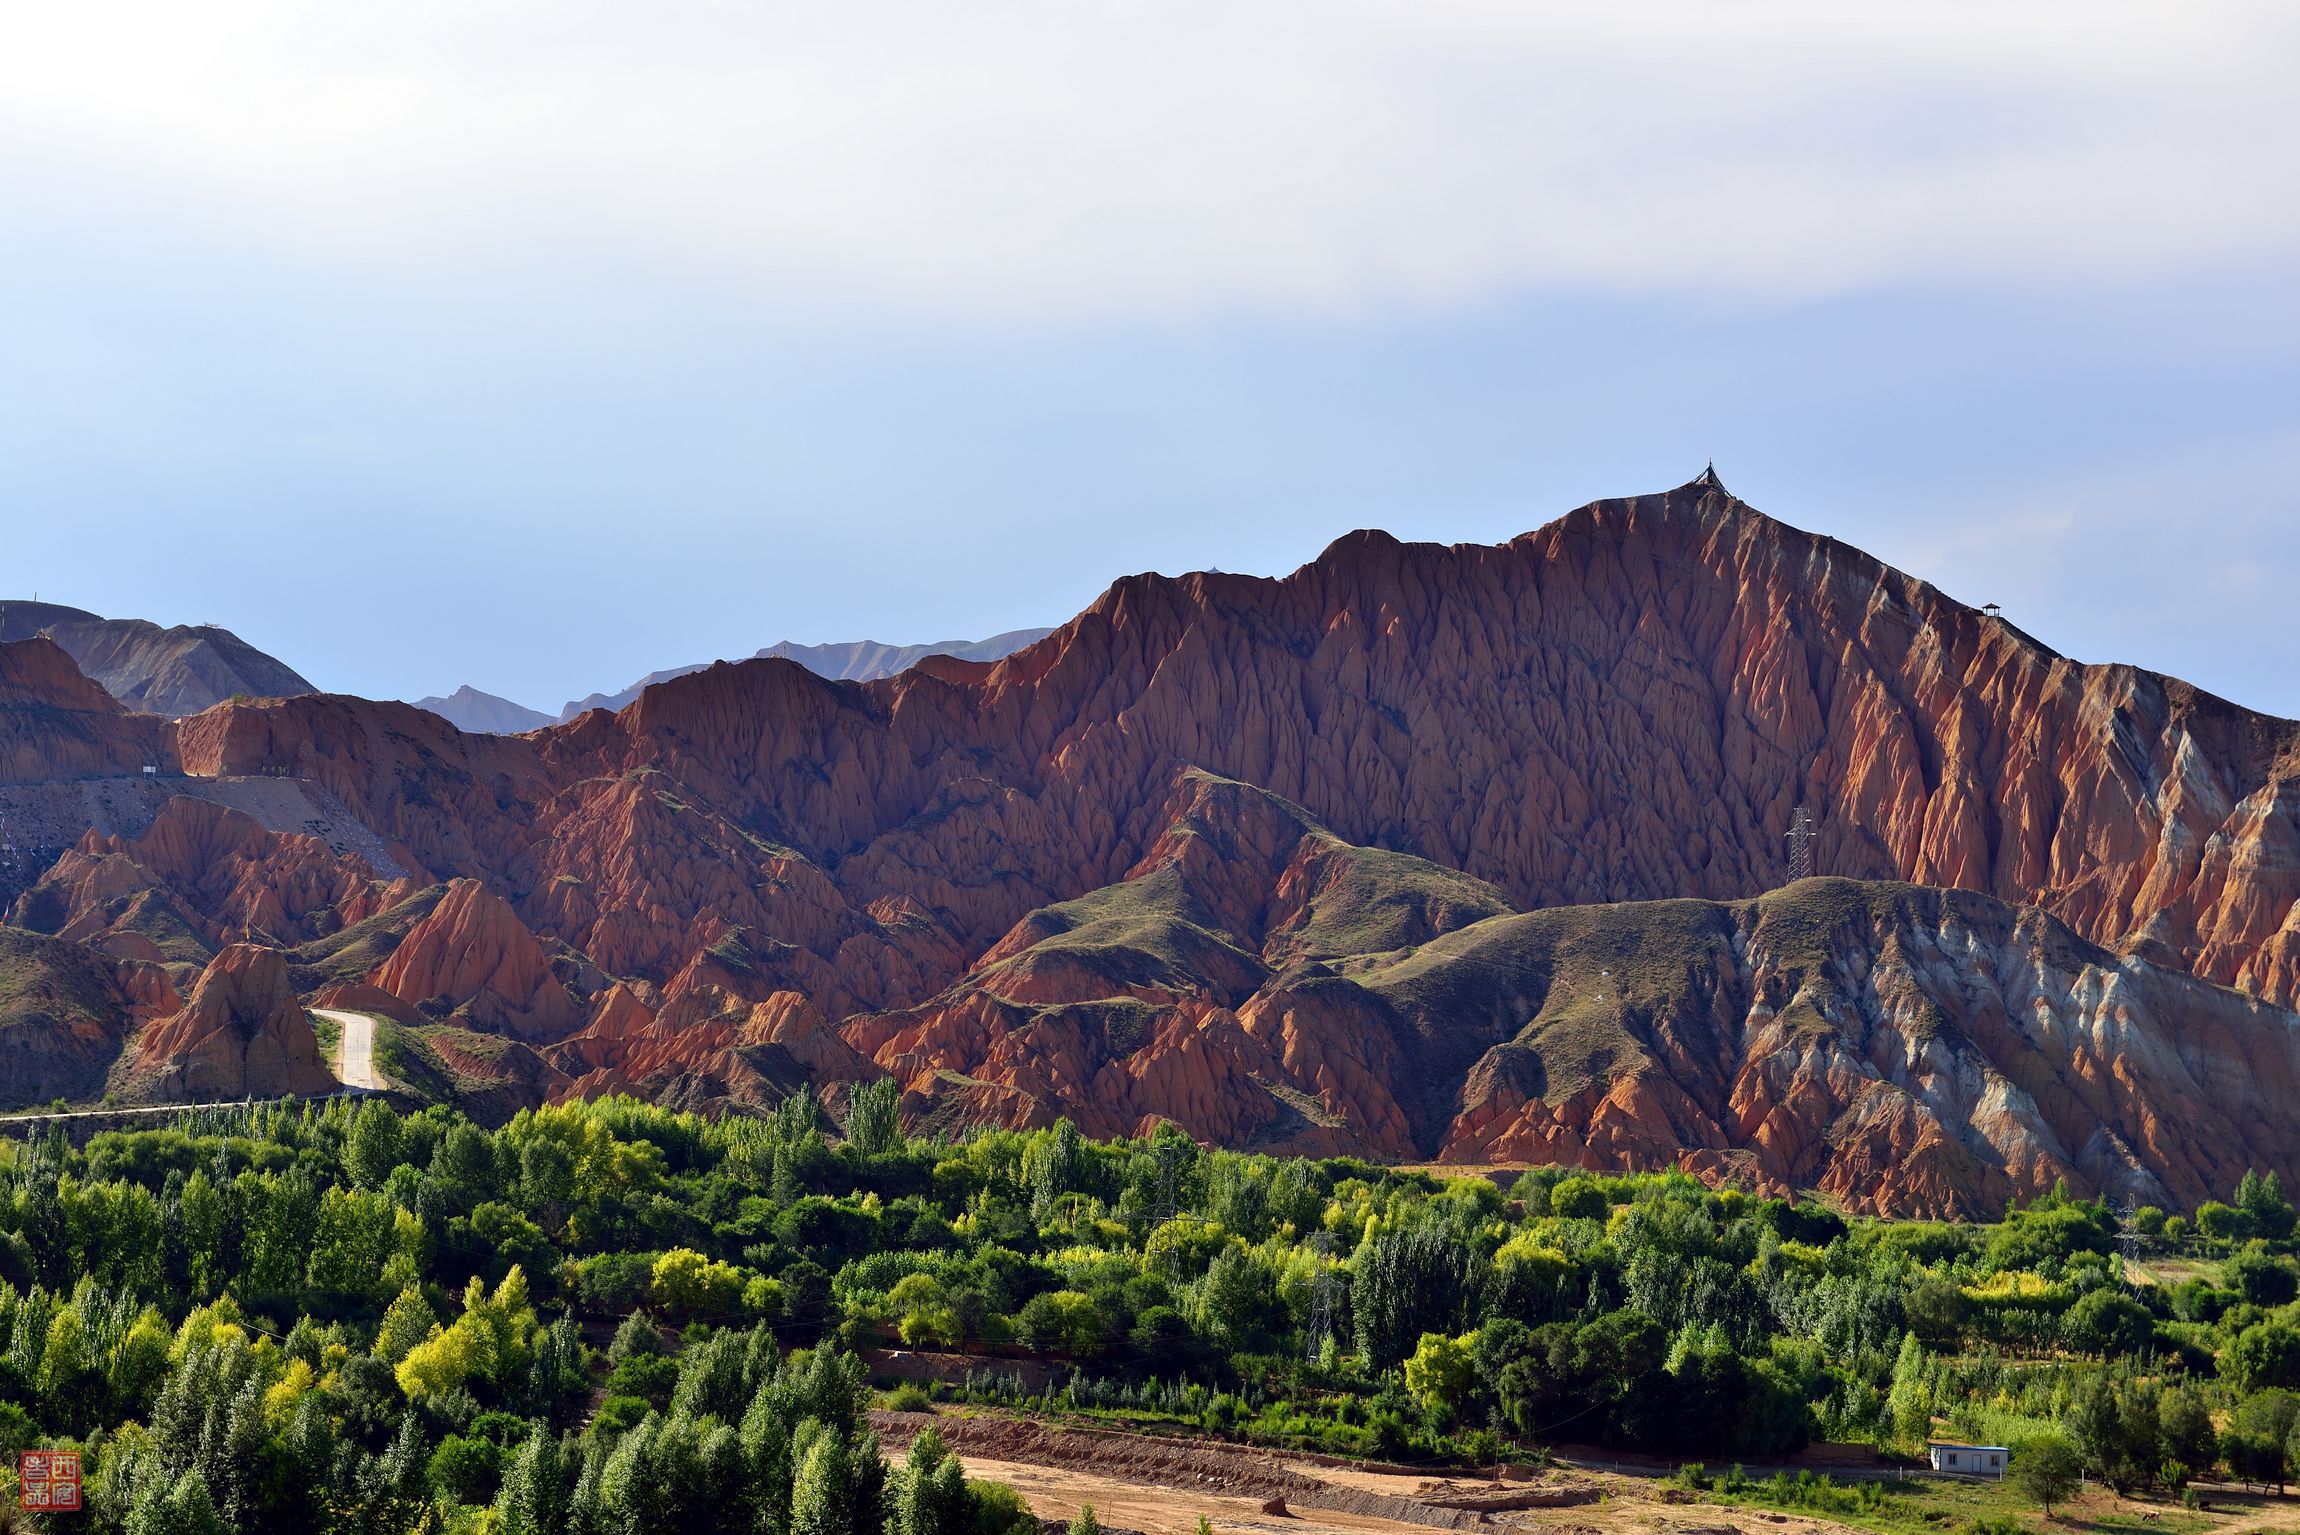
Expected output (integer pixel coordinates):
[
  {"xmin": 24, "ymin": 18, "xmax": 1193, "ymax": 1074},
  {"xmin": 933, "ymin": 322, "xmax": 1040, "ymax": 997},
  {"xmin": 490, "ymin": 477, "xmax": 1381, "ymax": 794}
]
[{"xmin": 1928, "ymin": 1442, "xmax": 2009, "ymax": 1477}]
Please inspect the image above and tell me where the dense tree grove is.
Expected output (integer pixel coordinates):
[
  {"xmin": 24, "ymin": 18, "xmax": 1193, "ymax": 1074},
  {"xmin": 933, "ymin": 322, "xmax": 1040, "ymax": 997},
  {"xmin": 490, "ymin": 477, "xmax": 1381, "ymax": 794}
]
[{"xmin": 1, "ymin": 1089, "xmax": 2298, "ymax": 1528}]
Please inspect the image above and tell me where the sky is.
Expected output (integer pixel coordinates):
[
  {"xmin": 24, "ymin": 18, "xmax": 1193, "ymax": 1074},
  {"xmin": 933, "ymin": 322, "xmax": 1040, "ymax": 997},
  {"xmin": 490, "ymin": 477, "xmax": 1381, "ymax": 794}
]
[{"xmin": 3, "ymin": 2, "xmax": 2296, "ymax": 718}]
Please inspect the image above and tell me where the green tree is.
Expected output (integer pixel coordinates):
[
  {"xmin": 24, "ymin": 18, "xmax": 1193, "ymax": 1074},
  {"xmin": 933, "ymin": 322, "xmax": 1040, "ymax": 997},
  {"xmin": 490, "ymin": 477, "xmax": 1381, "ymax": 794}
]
[
  {"xmin": 129, "ymin": 1466, "xmax": 230, "ymax": 1535},
  {"xmin": 397, "ymin": 1315, "xmax": 494, "ymax": 1401},
  {"xmin": 889, "ymin": 1274, "xmax": 959, "ymax": 1349},
  {"xmin": 2196, "ymin": 1202, "xmax": 2254, "ymax": 1245},
  {"xmin": 1015, "ymin": 1291, "xmax": 1103, "ymax": 1358},
  {"xmin": 2012, "ymin": 1434, "xmax": 2081, "ymax": 1516},
  {"xmin": 2225, "ymin": 1323, "xmax": 2300, "ymax": 1393},
  {"xmin": 345, "ymin": 1100, "xmax": 404, "ymax": 1191},
  {"xmin": 652, "ymin": 1248, "xmax": 747, "ymax": 1320},
  {"xmin": 1070, "ymin": 1506, "xmax": 1103, "ymax": 1535},
  {"xmin": 495, "ymin": 1428, "xmax": 571, "ymax": 1535},
  {"xmin": 178, "ymin": 1169, "xmax": 227, "ymax": 1300},
  {"xmin": 791, "ymin": 1428, "xmax": 856, "ymax": 1535},
  {"xmin": 2064, "ymin": 1289, "xmax": 2154, "ymax": 1356},
  {"xmin": 843, "ymin": 1078, "xmax": 903, "ymax": 1157},
  {"xmin": 895, "ymin": 1427, "xmax": 968, "ymax": 1535},
  {"xmin": 1022, "ymin": 1120, "xmax": 1085, "ymax": 1222},
  {"xmin": 1403, "ymin": 1331, "xmax": 1476, "ymax": 1415},
  {"xmin": 35, "ymin": 1302, "xmax": 97, "ymax": 1424},
  {"xmin": 2238, "ymin": 1170, "xmax": 2297, "ymax": 1241},
  {"xmin": 430, "ymin": 1123, "xmax": 501, "ymax": 1213},
  {"xmin": 1548, "ymin": 1177, "xmax": 1607, "ymax": 1221},
  {"xmin": 2236, "ymin": 1392, "xmax": 2300, "ymax": 1492},
  {"xmin": 1194, "ymin": 1245, "xmax": 1277, "ymax": 1353},
  {"xmin": 429, "ymin": 1434, "xmax": 505, "ymax": 1505},
  {"xmin": 1904, "ymin": 1278, "xmax": 1967, "ymax": 1348},
  {"xmin": 2226, "ymin": 1246, "xmax": 2300, "ymax": 1307},
  {"xmin": 375, "ymin": 1284, "xmax": 442, "ymax": 1366},
  {"xmin": 1886, "ymin": 1333, "xmax": 1932, "ymax": 1446},
  {"xmin": 2223, "ymin": 1428, "xmax": 2284, "ymax": 1489},
  {"xmin": 2161, "ymin": 1386, "xmax": 2217, "ymax": 1481},
  {"xmin": 1352, "ymin": 1223, "xmax": 1478, "ymax": 1369}
]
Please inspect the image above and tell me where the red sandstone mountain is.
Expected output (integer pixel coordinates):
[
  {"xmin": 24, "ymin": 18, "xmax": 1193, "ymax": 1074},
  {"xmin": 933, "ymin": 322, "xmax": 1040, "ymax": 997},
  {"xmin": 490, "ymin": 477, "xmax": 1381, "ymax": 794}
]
[
  {"xmin": 127, "ymin": 943, "xmax": 336, "ymax": 1102},
  {"xmin": 6, "ymin": 479, "xmax": 2300, "ymax": 1214},
  {"xmin": 168, "ymin": 480, "xmax": 2300, "ymax": 1011},
  {"xmin": 0, "ymin": 637, "xmax": 173, "ymax": 785},
  {"xmin": 368, "ymin": 878, "xmax": 583, "ymax": 1040},
  {"xmin": 0, "ymin": 926, "xmax": 136, "ymax": 1108},
  {"xmin": 841, "ymin": 772, "xmax": 2299, "ymax": 1215},
  {"xmin": 19, "ymin": 796, "xmax": 411, "ymax": 966}
]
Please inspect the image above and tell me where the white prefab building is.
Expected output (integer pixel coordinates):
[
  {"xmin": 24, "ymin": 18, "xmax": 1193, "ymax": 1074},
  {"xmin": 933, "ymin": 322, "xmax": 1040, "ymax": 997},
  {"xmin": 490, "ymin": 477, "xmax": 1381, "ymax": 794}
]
[{"xmin": 1928, "ymin": 1443, "xmax": 2008, "ymax": 1477}]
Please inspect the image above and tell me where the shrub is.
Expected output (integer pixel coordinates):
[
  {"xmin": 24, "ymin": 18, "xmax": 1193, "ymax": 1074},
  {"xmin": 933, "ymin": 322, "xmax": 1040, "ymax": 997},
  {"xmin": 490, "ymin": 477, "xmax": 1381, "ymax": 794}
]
[
  {"xmin": 591, "ymin": 1395, "xmax": 653, "ymax": 1439},
  {"xmin": 428, "ymin": 1433, "xmax": 505, "ymax": 1503},
  {"xmin": 970, "ymin": 1481, "xmax": 1039, "ymax": 1535},
  {"xmin": 606, "ymin": 1351, "xmax": 682, "ymax": 1407}
]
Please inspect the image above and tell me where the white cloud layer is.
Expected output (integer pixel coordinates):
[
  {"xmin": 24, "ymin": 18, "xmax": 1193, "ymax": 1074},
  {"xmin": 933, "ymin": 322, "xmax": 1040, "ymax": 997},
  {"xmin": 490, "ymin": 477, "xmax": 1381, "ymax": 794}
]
[{"xmin": 4, "ymin": 1, "xmax": 2296, "ymax": 317}]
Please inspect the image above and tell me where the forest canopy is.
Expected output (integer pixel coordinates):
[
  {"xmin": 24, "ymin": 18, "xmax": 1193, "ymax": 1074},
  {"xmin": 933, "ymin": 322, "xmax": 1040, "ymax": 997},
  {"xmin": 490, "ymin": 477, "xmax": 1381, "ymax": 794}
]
[{"xmin": 0, "ymin": 1087, "xmax": 2294, "ymax": 1532}]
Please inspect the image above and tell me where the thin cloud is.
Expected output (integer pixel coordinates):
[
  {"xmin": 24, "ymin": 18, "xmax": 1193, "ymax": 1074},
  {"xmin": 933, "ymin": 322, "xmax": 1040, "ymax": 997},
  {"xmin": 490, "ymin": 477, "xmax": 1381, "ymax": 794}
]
[{"xmin": 1, "ymin": 1, "xmax": 2295, "ymax": 316}]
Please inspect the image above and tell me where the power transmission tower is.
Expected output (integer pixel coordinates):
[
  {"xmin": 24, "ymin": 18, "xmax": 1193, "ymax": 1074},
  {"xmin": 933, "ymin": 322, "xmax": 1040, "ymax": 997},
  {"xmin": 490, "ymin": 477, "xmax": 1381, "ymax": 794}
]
[
  {"xmin": 1153, "ymin": 1140, "xmax": 1187, "ymax": 1224},
  {"xmin": 1785, "ymin": 806, "xmax": 1818, "ymax": 883},
  {"xmin": 2115, "ymin": 1201, "xmax": 2144, "ymax": 1282},
  {"xmin": 1306, "ymin": 1229, "xmax": 1339, "ymax": 1362}
]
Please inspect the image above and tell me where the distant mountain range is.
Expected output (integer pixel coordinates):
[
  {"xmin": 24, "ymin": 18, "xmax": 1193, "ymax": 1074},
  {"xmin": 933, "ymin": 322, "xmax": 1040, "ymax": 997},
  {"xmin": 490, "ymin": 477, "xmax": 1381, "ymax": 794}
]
[
  {"xmin": 0, "ymin": 599, "xmax": 313, "ymax": 717},
  {"xmin": 406, "ymin": 685, "xmax": 558, "ymax": 735},
  {"xmin": 414, "ymin": 628, "xmax": 1055, "ymax": 733}
]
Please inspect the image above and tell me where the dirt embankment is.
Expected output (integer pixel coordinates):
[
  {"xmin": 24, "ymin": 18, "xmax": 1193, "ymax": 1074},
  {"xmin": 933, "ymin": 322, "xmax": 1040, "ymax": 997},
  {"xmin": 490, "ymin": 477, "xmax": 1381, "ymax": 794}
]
[{"xmin": 871, "ymin": 1411, "xmax": 1601, "ymax": 1534}]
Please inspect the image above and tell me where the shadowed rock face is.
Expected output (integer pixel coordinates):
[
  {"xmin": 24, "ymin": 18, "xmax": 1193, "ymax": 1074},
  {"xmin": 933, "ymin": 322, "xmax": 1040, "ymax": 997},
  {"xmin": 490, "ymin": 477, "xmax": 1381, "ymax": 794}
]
[
  {"xmin": 0, "ymin": 638, "xmax": 174, "ymax": 785},
  {"xmin": 7, "ymin": 481, "xmax": 2300, "ymax": 1210},
  {"xmin": 131, "ymin": 943, "xmax": 335, "ymax": 1102},
  {"xmin": 0, "ymin": 926, "xmax": 135, "ymax": 1110}
]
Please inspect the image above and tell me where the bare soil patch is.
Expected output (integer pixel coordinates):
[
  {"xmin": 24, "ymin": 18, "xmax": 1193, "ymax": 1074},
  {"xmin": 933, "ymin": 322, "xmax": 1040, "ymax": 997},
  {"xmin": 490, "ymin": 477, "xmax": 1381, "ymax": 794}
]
[{"xmin": 868, "ymin": 1410, "xmax": 1865, "ymax": 1535}]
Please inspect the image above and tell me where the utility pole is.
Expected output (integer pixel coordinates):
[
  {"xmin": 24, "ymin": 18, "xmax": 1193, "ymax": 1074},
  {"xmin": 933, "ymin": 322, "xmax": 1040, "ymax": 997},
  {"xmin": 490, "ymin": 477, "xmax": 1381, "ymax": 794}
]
[{"xmin": 1785, "ymin": 805, "xmax": 1818, "ymax": 884}]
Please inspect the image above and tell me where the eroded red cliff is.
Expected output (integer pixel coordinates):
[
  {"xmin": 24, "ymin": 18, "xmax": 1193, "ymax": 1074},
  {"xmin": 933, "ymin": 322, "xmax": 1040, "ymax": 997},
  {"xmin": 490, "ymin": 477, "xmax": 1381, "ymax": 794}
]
[
  {"xmin": 5, "ymin": 482, "xmax": 2299, "ymax": 1213},
  {"xmin": 129, "ymin": 943, "xmax": 336, "ymax": 1102}
]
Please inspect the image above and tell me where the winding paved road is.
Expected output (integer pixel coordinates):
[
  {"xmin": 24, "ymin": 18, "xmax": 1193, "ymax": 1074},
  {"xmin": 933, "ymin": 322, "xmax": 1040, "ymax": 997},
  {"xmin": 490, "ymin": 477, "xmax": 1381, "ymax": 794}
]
[
  {"xmin": 0, "ymin": 1008, "xmax": 389, "ymax": 1127},
  {"xmin": 314, "ymin": 1008, "xmax": 388, "ymax": 1092}
]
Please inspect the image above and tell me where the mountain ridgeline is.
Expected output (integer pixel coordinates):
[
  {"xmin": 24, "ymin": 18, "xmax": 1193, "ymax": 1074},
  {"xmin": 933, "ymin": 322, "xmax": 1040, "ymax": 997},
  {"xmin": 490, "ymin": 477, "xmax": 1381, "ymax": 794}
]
[
  {"xmin": 0, "ymin": 599, "xmax": 314, "ymax": 717},
  {"xmin": 5, "ymin": 478, "xmax": 2299, "ymax": 1217}
]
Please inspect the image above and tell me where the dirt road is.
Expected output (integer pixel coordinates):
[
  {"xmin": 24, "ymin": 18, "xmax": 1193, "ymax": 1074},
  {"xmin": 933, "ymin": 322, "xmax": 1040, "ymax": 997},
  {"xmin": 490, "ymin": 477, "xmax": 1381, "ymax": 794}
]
[{"xmin": 314, "ymin": 1009, "xmax": 387, "ymax": 1092}]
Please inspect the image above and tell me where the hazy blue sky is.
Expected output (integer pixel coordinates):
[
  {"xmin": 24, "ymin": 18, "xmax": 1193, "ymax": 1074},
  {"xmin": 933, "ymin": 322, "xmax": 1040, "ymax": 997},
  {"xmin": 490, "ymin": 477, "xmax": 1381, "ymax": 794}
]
[{"xmin": 4, "ymin": 3, "xmax": 2296, "ymax": 717}]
